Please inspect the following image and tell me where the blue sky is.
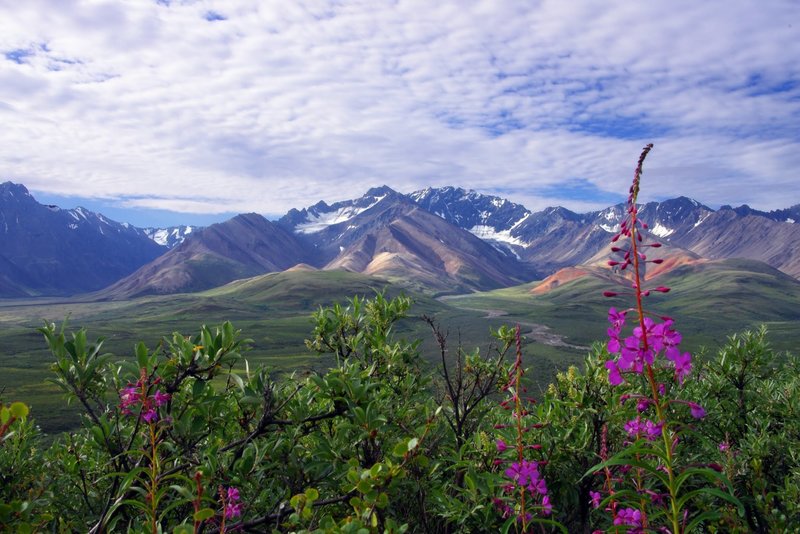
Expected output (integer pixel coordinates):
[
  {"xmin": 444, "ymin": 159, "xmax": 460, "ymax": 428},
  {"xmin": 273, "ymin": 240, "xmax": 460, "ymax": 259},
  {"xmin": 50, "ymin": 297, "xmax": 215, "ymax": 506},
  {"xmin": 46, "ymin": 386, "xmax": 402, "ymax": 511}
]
[{"xmin": 1, "ymin": 1, "xmax": 798, "ymax": 227}]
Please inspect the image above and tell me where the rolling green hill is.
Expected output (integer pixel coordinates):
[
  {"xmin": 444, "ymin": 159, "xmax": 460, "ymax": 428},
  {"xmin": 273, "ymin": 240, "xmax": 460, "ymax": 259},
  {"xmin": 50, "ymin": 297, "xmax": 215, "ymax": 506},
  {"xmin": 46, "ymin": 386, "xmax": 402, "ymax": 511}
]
[
  {"xmin": 3, "ymin": 259, "xmax": 799, "ymax": 435},
  {"xmin": 446, "ymin": 258, "xmax": 800, "ymax": 354},
  {"xmin": 0, "ymin": 270, "xmax": 485, "ymax": 433}
]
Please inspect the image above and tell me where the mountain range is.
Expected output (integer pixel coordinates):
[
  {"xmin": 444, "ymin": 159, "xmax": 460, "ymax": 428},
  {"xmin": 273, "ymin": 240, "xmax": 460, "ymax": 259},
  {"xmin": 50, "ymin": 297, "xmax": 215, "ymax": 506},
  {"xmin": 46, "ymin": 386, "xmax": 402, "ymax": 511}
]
[{"xmin": 1, "ymin": 181, "xmax": 797, "ymax": 299}]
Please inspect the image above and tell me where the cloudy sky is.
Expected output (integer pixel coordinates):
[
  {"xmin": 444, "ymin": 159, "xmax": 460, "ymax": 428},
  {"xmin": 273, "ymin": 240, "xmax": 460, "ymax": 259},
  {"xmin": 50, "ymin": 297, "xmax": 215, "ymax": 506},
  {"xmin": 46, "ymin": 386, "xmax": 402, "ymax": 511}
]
[{"xmin": 1, "ymin": 1, "xmax": 798, "ymax": 227}]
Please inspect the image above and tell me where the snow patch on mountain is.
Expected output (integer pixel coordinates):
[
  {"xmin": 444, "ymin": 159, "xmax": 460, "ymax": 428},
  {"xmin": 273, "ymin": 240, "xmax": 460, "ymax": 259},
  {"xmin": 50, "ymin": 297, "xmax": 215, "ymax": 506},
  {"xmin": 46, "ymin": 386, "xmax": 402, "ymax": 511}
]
[
  {"xmin": 144, "ymin": 226, "xmax": 195, "ymax": 248},
  {"xmin": 692, "ymin": 213, "xmax": 712, "ymax": 229},
  {"xmin": 469, "ymin": 225, "xmax": 529, "ymax": 248},
  {"xmin": 296, "ymin": 195, "xmax": 385, "ymax": 234},
  {"xmin": 650, "ymin": 223, "xmax": 674, "ymax": 238},
  {"xmin": 510, "ymin": 213, "xmax": 530, "ymax": 229}
]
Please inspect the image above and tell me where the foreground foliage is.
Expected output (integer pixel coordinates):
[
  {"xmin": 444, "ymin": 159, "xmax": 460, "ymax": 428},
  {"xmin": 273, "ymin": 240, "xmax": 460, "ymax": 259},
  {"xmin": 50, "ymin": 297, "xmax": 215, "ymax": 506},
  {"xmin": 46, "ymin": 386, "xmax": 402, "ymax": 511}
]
[
  {"xmin": 2, "ymin": 146, "xmax": 798, "ymax": 532},
  {"xmin": 1, "ymin": 295, "xmax": 797, "ymax": 532}
]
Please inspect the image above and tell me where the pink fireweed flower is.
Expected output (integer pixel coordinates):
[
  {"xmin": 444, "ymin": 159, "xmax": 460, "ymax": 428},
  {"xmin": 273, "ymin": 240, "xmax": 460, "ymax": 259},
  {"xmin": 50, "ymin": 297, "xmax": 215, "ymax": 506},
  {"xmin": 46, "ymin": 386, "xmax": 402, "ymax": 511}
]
[
  {"xmin": 606, "ymin": 360, "xmax": 624, "ymax": 385},
  {"xmin": 688, "ymin": 402, "xmax": 706, "ymax": 419},
  {"xmin": 624, "ymin": 417, "xmax": 642, "ymax": 437},
  {"xmin": 670, "ymin": 351, "xmax": 692, "ymax": 385},
  {"xmin": 614, "ymin": 507, "xmax": 643, "ymax": 528},
  {"xmin": 624, "ymin": 417, "xmax": 663, "ymax": 441},
  {"xmin": 495, "ymin": 438, "xmax": 509, "ymax": 452},
  {"xmin": 608, "ymin": 307, "xmax": 626, "ymax": 331},
  {"xmin": 541, "ymin": 495, "xmax": 552, "ymax": 515},
  {"xmin": 590, "ymin": 490, "xmax": 602, "ymax": 509},
  {"xmin": 118, "ymin": 376, "xmax": 170, "ymax": 424},
  {"xmin": 223, "ymin": 486, "xmax": 243, "ymax": 519},
  {"xmin": 504, "ymin": 459, "xmax": 548, "ymax": 496},
  {"xmin": 644, "ymin": 419, "xmax": 664, "ymax": 441},
  {"xmin": 119, "ymin": 385, "xmax": 141, "ymax": 415},
  {"xmin": 493, "ymin": 498, "xmax": 513, "ymax": 518},
  {"xmin": 141, "ymin": 408, "xmax": 158, "ymax": 424},
  {"xmin": 153, "ymin": 390, "xmax": 171, "ymax": 407}
]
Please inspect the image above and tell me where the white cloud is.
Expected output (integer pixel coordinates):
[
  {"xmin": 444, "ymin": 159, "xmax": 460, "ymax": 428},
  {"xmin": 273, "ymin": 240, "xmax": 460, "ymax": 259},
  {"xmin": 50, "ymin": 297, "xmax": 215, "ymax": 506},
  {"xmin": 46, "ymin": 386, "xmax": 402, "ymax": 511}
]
[{"xmin": 0, "ymin": 0, "xmax": 798, "ymax": 225}]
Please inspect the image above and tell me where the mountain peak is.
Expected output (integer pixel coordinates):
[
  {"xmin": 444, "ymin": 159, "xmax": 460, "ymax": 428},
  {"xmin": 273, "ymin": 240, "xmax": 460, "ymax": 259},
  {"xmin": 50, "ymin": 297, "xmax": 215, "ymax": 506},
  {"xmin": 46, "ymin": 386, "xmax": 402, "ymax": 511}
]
[
  {"xmin": 1, "ymin": 181, "xmax": 35, "ymax": 203},
  {"xmin": 365, "ymin": 185, "xmax": 397, "ymax": 197}
]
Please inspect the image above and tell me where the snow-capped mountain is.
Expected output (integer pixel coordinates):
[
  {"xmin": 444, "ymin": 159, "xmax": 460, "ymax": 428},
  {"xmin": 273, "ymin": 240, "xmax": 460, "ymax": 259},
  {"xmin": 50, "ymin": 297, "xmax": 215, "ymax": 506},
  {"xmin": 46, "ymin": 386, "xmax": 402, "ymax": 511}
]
[
  {"xmin": 2, "ymin": 180, "xmax": 798, "ymax": 299},
  {"xmin": 143, "ymin": 225, "xmax": 197, "ymax": 248},
  {"xmin": 275, "ymin": 186, "xmax": 534, "ymax": 293},
  {"xmin": 408, "ymin": 187, "xmax": 800, "ymax": 278},
  {"xmin": 278, "ymin": 186, "xmax": 401, "ymax": 234},
  {"xmin": 0, "ymin": 182, "xmax": 166, "ymax": 297}
]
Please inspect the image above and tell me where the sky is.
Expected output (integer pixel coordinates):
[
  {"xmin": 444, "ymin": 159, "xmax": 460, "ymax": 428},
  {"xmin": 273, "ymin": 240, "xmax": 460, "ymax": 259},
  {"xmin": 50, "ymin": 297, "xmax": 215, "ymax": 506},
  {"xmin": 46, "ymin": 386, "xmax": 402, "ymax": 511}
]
[{"xmin": 1, "ymin": 0, "xmax": 798, "ymax": 228}]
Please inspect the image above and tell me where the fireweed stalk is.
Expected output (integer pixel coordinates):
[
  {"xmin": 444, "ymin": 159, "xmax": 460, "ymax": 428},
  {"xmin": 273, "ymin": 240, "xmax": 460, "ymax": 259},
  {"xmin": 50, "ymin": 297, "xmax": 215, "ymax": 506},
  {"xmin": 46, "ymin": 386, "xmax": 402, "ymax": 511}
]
[
  {"xmin": 592, "ymin": 144, "xmax": 738, "ymax": 532},
  {"xmin": 493, "ymin": 326, "xmax": 555, "ymax": 532},
  {"xmin": 119, "ymin": 367, "xmax": 172, "ymax": 534}
]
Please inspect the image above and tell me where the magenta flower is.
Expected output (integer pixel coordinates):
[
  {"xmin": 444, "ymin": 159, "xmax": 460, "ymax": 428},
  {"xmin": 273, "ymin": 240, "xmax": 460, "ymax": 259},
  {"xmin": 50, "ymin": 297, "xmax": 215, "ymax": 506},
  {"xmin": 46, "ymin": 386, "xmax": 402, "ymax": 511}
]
[
  {"xmin": 688, "ymin": 402, "xmax": 706, "ymax": 419},
  {"xmin": 119, "ymin": 385, "xmax": 142, "ymax": 415},
  {"xmin": 670, "ymin": 351, "xmax": 692, "ymax": 385},
  {"xmin": 541, "ymin": 495, "xmax": 552, "ymax": 515},
  {"xmin": 504, "ymin": 459, "xmax": 547, "ymax": 496},
  {"xmin": 590, "ymin": 490, "xmax": 602, "ymax": 508},
  {"xmin": 614, "ymin": 507, "xmax": 643, "ymax": 527},
  {"xmin": 141, "ymin": 408, "xmax": 158, "ymax": 424},
  {"xmin": 606, "ymin": 360, "xmax": 624, "ymax": 386},
  {"xmin": 224, "ymin": 486, "xmax": 243, "ymax": 519},
  {"xmin": 492, "ymin": 497, "xmax": 513, "ymax": 518},
  {"xmin": 495, "ymin": 438, "xmax": 508, "ymax": 452},
  {"xmin": 644, "ymin": 419, "xmax": 663, "ymax": 441},
  {"xmin": 153, "ymin": 390, "xmax": 171, "ymax": 407},
  {"xmin": 118, "ymin": 376, "xmax": 170, "ymax": 424},
  {"xmin": 225, "ymin": 502, "xmax": 242, "ymax": 519},
  {"xmin": 624, "ymin": 417, "xmax": 663, "ymax": 441},
  {"xmin": 624, "ymin": 417, "xmax": 642, "ymax": 437},
  {"xmin": 608, "ymin": 308, "xmax": 626, "ymax": 331}
]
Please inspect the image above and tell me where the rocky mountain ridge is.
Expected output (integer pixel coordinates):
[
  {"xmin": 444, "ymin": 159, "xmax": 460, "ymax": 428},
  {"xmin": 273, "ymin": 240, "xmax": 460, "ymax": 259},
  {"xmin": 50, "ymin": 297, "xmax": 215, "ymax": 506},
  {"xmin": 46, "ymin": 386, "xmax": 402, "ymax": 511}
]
[{"xmin": 1, "ymin": 181, "xmax": 797, "ymax": 298}]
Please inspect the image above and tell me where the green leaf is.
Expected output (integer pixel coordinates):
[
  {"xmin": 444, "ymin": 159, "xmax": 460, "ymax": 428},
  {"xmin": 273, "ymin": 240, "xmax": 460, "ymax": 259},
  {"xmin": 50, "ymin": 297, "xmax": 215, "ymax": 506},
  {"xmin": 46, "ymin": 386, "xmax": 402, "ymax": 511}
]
[
  {"xmin": 9, "ymin": 402, "xmax": 28, "ymax": 419},
  {"xmin": 357, "ymin": 479, "xmax": 372, "ymax": 494},
  {"xmin": 228, "ymin": 372, "xmax": 245, "ymax": 392},
  {"xmin": 392, "ymin": 442, "xmax": 408, "ymax": 457},
  {"xmin": 136, "ymin": 342, "xmax": 149, "ymax": 369},
  {"xmin": 173, "ymin": 525, "xmax": 194, "ymax": 534},
  {"xmin": 192, "ymin": 379, "xmax": 206, "ymax": 397},
  {"xmin": 194, "ymin": 507, "xmax": 215, "ymax": 521},
  {"xmin": 407, "ymin": 437, "xmax": 419, "ymax": 452}
]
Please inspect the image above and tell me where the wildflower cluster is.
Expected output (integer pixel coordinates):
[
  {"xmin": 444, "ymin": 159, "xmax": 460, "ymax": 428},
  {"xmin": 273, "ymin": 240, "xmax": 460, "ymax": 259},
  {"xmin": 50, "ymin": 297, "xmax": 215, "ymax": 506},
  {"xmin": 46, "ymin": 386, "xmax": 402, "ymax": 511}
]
[
  {"xmin": 119, "ymin": 368, "xmax": 171, "ymax": 423},
  {"xmin": 222, "ymin": 486, "xmax": 243, "ymax": 520},
  {"xmin": 589, "ymin": 144, "xmax": 736, "ymax": 533},
  {"xmin": 492, "ymin": 326, "xmax": 552, "ymax": 530}
]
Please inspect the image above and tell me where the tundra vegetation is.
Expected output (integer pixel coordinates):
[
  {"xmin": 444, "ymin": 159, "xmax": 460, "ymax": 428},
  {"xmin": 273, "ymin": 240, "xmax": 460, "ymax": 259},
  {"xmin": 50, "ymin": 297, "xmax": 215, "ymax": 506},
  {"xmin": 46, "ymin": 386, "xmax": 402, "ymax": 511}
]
[{"xmin": 1, "ymin": 146, "xmax": 799, "ymax": 532}]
